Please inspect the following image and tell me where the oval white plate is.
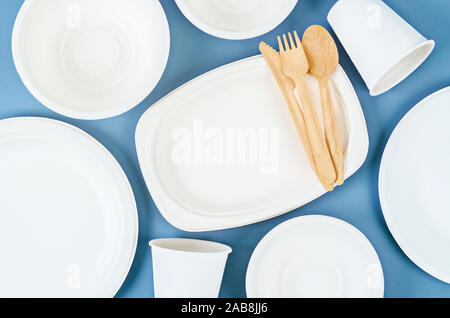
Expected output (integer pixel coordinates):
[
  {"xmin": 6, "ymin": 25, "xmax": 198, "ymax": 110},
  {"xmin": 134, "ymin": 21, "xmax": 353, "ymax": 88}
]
[
  {"xmin": 379, "ymin": 87, "xmax": 450, "ymax": 283},
  {"xmin": 175, "ymin": 0, "xmax": 298, "ymax": 40},
  {"xmin": 136, "ymin": 56, "xmax": 368, "ymax": 231},
  {"xmin": 12, "ymin": 0, "xmax": 170, "ymax": 119},
  {"xmin": 0, "ymin": 117, "xmax": 138, "ymax": 297},
  {"xmin": 246, "ymin": 215, "xmax": 384, "ymax": 298}
]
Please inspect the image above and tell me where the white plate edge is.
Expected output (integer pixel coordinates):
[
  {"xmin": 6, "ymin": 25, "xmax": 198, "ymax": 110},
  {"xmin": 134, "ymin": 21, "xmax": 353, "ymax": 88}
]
[{"xmin": 0, "ymin": 116, "xmax": 139, "ymax": 297}]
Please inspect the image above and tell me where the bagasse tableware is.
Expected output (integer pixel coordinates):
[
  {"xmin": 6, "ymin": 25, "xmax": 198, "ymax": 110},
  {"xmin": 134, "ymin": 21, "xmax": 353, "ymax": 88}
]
[
  {"xmin": 302, "ymin": 25, "xmax": 345, "ymax": 185},
  {"xmin": 246, "ymin": 215, "xmax": 384, "ymax": 298},
  {"xmin": 0, "ymin": 117, "xmax": 138, "ymax": 297},
  {"xmin": 12, "ymin": 0, "xmax": 170, "ymax": 119},
  {"xmin": 379, "ymin": 87, "xmax": 450, "ymax": 284},
  {"xmin": 175, "ymin": 0, "xmax": 298, "ymax": 40},
  {"xmin": 136, "ymin": 56, "xmax": 368, "ymax": 231},
  {"xmin": 328, "ymin": 0, "xmax": 434, "ymax": 96},
  {"xmin": 149, "ymin": 238, "xmax": 231, "ymax": 298},
  {"xmin": 278, "ymin": 31, "xmax": 336, "ymax": 190}
]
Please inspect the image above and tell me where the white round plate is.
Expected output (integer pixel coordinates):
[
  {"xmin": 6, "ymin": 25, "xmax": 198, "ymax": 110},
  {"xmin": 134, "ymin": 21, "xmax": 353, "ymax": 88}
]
[
  {"xmin": 175, "ymin": 0, "xmax": 298, "ymax": 40},
  {"xmin": 12, "ymin": 0, "xmax": 170, "ymax": 119},
  {"xmin": 0, "ymin": 117, "xmax": 138, "ymax": 297},
  {"xmin": 379, "ymin": 87, "xmax": 450, "ymax": 283},
  {"xmin": 246, "ymin": 215, "xmax": 384, "ymax": 298}
]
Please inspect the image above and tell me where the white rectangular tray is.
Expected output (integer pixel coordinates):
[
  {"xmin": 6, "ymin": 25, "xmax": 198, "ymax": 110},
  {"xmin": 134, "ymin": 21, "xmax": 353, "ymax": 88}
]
[{"xmin": 136, "ymin": 56, "xmax": 368, "ymax": 231}]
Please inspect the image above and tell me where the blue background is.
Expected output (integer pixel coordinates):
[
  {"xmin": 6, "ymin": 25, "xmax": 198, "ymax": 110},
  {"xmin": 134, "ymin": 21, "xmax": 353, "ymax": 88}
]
[{"xmin": 1, "ymin": 0, "xmax": 449, "ymax": 298}]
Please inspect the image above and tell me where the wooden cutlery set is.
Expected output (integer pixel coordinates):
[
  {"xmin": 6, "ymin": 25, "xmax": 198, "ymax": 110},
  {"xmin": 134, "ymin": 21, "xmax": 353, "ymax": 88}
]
[{"xmin": 260, "ymin": 26, "xmax": 344, "ymax": 191}]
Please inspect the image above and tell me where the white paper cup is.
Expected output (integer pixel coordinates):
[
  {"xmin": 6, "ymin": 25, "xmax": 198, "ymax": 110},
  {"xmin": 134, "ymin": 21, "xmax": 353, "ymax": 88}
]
[
  {"xmin": 149, "ymin": 238, "xmax": 232, "ymax": 298},
  {"xmin": 328, "ymin": 0, "xmax": 434, "ymax": 96}
]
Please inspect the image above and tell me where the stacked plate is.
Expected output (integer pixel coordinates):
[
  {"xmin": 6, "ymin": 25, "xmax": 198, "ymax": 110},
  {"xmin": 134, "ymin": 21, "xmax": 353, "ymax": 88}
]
[{"xmin": 0, "ymin": 118, "xmax": 138, "ymax": 297}]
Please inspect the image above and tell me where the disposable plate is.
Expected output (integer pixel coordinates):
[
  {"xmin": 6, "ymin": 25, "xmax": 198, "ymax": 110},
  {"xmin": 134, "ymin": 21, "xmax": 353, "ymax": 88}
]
[
  {"xmin": 12, "ymin": 0, "xmax": 170, "ymax": 119},
  {"xmin": 0, "ymin": 117, "xmax": 138, "ymax": 297},
  {"xmin": 136, "ymin": 56, "xmax": 368, "ymax": 231},
  {"xmin": 379, "ymin": 87, "xmax": 450, "ymax": 283}
]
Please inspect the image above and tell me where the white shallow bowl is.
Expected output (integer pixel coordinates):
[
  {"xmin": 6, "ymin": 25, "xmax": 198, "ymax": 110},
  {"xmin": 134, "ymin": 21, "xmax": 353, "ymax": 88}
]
[
  {"xmin": 12, "ymin": 0, "xmax": 170, "ymax": 119},
  {"xmin": 0, "ymin": 117, "xmax": 138, "ymax": 297},
  {"xmin": 246, "ymin": 215, "xmax": 384, "ymax": 298},
  {"xmin": 379, "ymin": 87, "xmax": 450, "ymax": 283},
  {"xmin": 175, "ymin": 0, "xmax": 298, "ymax": 40},
  {"xmin": 136, "ymin": 56, "xmax": 369, "ymax": 231}
]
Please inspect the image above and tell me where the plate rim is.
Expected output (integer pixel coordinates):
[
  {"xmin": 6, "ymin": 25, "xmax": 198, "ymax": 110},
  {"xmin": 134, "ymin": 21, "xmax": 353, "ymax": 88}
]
[
  {"xmin": 378, "ymin": 86, "xmax": 450, "ymax": 284},
  {"xmin": 0, "ymin": 116, "xmax": 139, "ymax": 297},
  {"xmin": 245, "ymin": 214, "xmax": 384, "ymax": 298}
]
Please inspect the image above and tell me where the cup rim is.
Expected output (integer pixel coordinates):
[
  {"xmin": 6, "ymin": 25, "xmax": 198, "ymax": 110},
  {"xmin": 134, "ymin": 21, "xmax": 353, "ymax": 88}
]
[
  {"xmin": 369, "ymin": 40, "xmax": 435, "ymax": 96},
  {"xmin": 149, "ymin": 238, "xmax": 232, "ymax": 254}
]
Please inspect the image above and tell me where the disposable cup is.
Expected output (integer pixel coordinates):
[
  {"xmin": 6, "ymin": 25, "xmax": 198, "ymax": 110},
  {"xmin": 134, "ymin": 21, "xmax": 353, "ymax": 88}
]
[
  {"xmin": 149, "ymin": 238, "xmax": 232, "ymax": 298},
  {"xmin": 327, "ymin": 0, "xmax": 434, "ymax": 96}
]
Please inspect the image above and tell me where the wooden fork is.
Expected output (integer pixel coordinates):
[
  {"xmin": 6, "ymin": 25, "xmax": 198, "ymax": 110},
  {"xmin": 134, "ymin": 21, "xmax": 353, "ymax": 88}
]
[
  {"xmin": 278, "ymin": 31, "xmax": 336, "ymax": 190},
  {"xmin": 259, "ymin": 41, "xmax": 319, "ymax": 182}
]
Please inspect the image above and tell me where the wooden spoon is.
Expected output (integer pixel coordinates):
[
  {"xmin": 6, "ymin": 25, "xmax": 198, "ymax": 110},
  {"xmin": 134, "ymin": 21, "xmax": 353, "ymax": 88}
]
[{"xmin": 302, "ymin": 25, "xmax": 345, "ymax": 185}]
